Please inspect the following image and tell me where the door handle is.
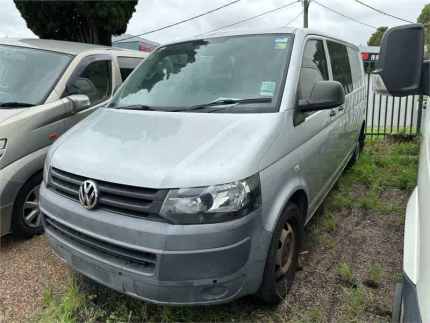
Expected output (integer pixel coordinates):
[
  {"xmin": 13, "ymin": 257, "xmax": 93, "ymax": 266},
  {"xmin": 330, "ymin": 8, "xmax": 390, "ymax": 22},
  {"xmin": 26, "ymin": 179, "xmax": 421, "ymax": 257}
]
[{"xmin": 329, "ymin": 110, "xmax": 337, "ymax": 117}]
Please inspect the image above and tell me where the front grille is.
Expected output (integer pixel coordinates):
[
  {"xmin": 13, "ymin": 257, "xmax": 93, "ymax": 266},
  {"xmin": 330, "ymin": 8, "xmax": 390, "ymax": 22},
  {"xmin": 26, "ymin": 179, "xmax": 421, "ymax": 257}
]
[
  {"xmin": 44, "ymin": 214, "xmax": 157, "ymax": 271},
  {"xmin": 49, "ymin": 167, "xmax": 168, "ymax": 221}
]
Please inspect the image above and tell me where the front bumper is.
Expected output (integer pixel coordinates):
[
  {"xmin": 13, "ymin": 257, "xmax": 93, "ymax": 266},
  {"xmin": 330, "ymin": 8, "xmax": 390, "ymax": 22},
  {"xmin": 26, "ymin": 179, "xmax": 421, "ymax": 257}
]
[{"xmin": 40, "ymin": 183, "xmax": 270, "ymax": 305}]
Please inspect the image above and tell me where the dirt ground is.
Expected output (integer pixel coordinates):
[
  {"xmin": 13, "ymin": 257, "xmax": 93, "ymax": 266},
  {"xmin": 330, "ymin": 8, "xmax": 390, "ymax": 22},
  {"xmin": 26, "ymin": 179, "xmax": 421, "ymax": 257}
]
[
  {"xmin": 0, "ymin": 235, "xmax": 68, "ymax": 323},
  {"xmin": 284, "ymin": 186, "xmax": 407, "ymax": 322}
]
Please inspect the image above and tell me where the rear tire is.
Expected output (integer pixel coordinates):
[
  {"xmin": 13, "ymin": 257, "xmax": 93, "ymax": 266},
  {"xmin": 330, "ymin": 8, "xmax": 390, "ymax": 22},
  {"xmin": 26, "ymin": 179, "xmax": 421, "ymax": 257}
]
[
  {"xmin": 348, "ymin": 127, "xmax": 364, "ymax": 168},
  {"xmin": 359, "ymin": 125, "xmax": 366, "ymax": 152},
  {"xmin": 257, "ymin": 203, "xmax": 301, "ymax": 305},
  {"xmin": 11, "ymin": 173, "xmax": 44, "ymax": 239}
]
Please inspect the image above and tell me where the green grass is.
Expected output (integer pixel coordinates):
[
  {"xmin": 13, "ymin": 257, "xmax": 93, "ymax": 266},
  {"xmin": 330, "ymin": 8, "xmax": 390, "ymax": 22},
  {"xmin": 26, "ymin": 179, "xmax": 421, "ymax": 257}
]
[
  {"xmin": 38, "ymin": 279, "xmax": 87, "ymax": 323},
  {"xmin": 36, "ymin": 139, "xmax": 419, "ymax": 323},
  {"xmin": 337, "ymin": 262, "xmax": 354, "ymax": 285},
  {"xmin": 366, "ymin": 263, "xmax": 384, "ymax": 288},
  {"xmin": 327, "ymin": 140, "xmax": 418, "ymax": 215},
  {"xmin": 341, "ymin": 285, "xmax": 367, "ymax": 321}
]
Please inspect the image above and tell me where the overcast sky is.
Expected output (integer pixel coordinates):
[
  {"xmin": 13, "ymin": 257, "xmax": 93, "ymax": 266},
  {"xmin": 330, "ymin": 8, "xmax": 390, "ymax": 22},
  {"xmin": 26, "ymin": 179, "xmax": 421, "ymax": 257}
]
[{"xmin": 0, "ymin": 0, "xmax": 428, "ymax": 46}]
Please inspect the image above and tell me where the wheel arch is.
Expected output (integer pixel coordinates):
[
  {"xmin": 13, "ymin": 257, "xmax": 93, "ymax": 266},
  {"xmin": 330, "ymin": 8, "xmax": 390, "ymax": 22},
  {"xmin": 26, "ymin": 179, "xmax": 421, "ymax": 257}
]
[
  {"xmin": 0, "ymin": 147, "xmax": 48, "ymax": 236},
  {"xmin": 284, "ymin": 189, "xmax": 308, "ymax": 250},
  {"xmin": 263, "ymin": 178, "xmax": 309, "ymax": 250}
]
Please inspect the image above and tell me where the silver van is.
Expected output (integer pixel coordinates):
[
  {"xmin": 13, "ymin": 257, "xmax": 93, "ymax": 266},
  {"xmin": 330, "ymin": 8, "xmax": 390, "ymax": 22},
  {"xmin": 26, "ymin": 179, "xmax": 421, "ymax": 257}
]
[
  {"xmin": 40, "ymin": 28, "xmax": 366, "ymax": 305},
  {"xmin": 0, "ymin": 39, "xmax": 146, "ymax": 238}
]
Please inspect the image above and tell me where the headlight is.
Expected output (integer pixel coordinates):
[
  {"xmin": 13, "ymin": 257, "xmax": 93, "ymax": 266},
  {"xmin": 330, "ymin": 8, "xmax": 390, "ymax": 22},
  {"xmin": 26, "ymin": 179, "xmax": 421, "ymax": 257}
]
[
  {"xmin": 160, "ymin": 174, "xmax": 261, "ymax": 224},
  {"xmin": 0, "ymin": 138, "xmax": 7, "ymax": 159}
]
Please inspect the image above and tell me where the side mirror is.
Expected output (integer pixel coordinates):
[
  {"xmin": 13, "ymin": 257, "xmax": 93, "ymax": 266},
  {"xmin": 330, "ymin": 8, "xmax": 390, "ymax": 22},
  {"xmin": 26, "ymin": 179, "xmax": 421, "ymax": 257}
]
[
  {"xmin": 66, "ymin": 94, "xmax": 91, "ymax": 113},
  {"xmin": 66, "ymin": 77, "xmax": 98, "ymax": 99},
  {"xmin": 374, "ymin": 24, "xmax": 424, "ymax": 96},
  {"xmin": 299, "ymin": 81, "xmax": 345, "ymax": 112}
]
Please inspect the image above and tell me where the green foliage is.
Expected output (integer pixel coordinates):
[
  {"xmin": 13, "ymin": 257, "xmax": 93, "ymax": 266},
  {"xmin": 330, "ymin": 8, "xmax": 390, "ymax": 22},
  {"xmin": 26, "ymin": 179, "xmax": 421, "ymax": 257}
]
[
  {"xmin": 367, "ymin": 263, "xmax": 383, "ymax": 286},
  {"xmin": 328, "ymin": 140, "xmax": 418, "ymax": 215},
  {"xmin": 14, "ymin": 1, "xmax": 138, "ymax": 45},
  {"xmin": 322, "ymin": 212, "xmax": 336, "ymax": 232},
  {"xmin": 342, "ymin": 286, "xmax": 367, "ymax": 320},
  {"xmin": 38, "ymin": 279, "xmax": 86, "ymax": 323},
  {"xmin": 367, "ymin": 26, "xmax": 388, "ymax": 46},
  {"xmin": 337, "ymin": 262, "xmax": 354, "ymax": 284},
  {"xmin": 418, "ymin": 4, "xmax": 430, "ymax": 56}
]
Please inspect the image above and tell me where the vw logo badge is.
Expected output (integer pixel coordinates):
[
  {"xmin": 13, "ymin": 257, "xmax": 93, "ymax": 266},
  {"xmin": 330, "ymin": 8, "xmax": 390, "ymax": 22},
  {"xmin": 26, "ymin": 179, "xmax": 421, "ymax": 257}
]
[{"xmin": 79, "ymin": 180, "xmax": 99, "ymax": 210}]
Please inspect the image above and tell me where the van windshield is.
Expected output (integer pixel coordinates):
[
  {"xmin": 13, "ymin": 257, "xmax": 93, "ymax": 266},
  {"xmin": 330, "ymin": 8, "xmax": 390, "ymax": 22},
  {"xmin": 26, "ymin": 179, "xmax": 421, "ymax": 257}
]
[
  {"xmin": 0, "ymin": 45, "xmax": 72, "ymax": 108},
  {"xmin": 110, "ymin": 34, "xmax": 293, "ymax": 113}
]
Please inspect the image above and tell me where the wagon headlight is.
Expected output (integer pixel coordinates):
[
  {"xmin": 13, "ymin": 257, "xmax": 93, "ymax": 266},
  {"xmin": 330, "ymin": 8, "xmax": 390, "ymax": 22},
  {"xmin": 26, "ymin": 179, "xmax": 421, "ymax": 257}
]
[
  {"xmin": 0, "ymin": 138, "xmax": 7, "ymax": 159},
  {"xmin": 160, "ymin": 174, "xmax": 261, "ymax": 224}
]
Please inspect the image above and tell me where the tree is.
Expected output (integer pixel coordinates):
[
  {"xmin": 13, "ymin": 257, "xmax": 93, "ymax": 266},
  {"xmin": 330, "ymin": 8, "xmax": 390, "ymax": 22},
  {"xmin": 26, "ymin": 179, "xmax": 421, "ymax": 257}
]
[
  {"xmin": 367, "ymin": 26, "xmax": 388, "ymax": 46},
  {"xmin": 14, "ymin": 1, "xmax": 138, "ymax": 46},
  {"xmin": 418, "ymin": 4, "xmax": 430, "ymax": 55}
]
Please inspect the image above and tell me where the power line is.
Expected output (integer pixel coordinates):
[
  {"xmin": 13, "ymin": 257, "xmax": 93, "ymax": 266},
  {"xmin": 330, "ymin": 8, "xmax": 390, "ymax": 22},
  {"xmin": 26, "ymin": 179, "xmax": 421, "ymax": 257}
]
[
  {"xmin": 196, "ymin": 0, "xmax": 300, "ymax": 37},
  {"xmin": 113, "ymin": 0, "xmax": 241, "ymax": 43},
  {"xmin": 313, "ymin": 0, "xmax": 377, "ymax": 29},
  {"xmin": 353, "ymin": 0, "xmax": 415, "ymax": 24}
]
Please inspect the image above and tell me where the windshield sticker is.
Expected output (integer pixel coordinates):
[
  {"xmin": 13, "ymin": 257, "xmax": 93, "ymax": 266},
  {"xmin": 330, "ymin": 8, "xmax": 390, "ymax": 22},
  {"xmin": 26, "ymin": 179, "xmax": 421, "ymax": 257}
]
[
  {"xmin": 260, "ymin": 81, "xmax": 276, "ymax": 97},
  {"xmin": 274, "ymin": 37, "xmax": 289, "ymax": 50}
]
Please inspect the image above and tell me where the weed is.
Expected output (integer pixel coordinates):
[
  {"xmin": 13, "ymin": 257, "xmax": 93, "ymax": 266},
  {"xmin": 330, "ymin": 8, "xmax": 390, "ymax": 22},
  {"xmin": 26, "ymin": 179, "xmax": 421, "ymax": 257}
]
[
  {"xmin": 367, "ymin": 263, "xmax": 383, "ymax": 288},
  {"xmin": 322, "ymin": 213, "xmax": 337, "ymax": 232},
  {"xmin": 38, "ymin": 279, "xmax": 86, "ymax": 323},
  {"xmin": 342, "ymin": 285, "xmax": 367, "ymax": 320},
  {"xmin": 337, "ymin": 262, "xmax": 354, "ymax": 285},
  {"xmin": 320, "ymin": 234, "xmax": 336, "ymax": 249},
  {"xmin": 307, "ymin": 307, "xmax": 323, "ymax": 323}
]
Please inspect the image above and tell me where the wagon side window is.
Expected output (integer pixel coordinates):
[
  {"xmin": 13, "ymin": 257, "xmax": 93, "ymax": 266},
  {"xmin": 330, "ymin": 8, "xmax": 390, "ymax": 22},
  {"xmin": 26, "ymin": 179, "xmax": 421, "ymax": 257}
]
[
  {"xmin": 298, "ymin": 39, "xmax": 330, "ymax": 103},
  {"xmin": 327, "ymin": 41, "xmax": 353, "ymax": 94}
]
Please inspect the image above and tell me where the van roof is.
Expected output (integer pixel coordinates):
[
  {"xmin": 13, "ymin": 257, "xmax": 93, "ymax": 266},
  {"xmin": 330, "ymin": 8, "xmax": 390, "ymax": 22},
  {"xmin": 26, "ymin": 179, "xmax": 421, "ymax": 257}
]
[
  {"xmin": 0, "ymin": 38, "xmax": 147, "ymax": 57},
  {"xmin": 165, "ymin": 27, "xmax": 359, "ymax": 50}
]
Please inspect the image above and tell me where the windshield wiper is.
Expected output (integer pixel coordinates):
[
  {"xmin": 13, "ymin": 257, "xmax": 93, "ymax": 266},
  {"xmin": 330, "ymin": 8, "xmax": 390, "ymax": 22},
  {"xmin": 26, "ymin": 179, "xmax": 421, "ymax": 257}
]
[
  {"xmin": 176, "ymin": 97, "xmax": 273, "ymax": 112},
  {"xmin": 0, "ymin": 102, "xmax": 35, "ymax": 108},
  {"xmin": 111, "ymin": 104, "xmax": 159, "ymax": 111}
]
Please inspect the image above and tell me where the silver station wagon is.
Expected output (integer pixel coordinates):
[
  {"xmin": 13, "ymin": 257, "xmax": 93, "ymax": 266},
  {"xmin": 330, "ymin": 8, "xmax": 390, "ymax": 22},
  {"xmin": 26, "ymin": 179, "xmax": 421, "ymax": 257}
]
[
  {"xmin": 0, "ymin": 39, "xmax": 146, "ymax": 238},
  {"xmin": 40, "ymin": 27, "xmax": 366, "ymax": 305}
]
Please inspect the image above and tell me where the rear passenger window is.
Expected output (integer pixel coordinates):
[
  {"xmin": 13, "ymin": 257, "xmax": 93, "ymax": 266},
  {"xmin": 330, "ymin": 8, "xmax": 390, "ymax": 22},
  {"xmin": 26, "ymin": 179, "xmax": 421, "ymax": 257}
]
[
  {"xmin": 327, "ymin": 41, "xmax": 353, "ymax": 94},
  {"xmin": 118, "ymin": 57, "xmax": 143, "ymax": 81},
  {"xmin": 298, "ymin": 39, "xmax": 329, "ymax": 102},
  {"xmin": 347, "ymin": 47, "xmax": 363, "ymax": 90}
]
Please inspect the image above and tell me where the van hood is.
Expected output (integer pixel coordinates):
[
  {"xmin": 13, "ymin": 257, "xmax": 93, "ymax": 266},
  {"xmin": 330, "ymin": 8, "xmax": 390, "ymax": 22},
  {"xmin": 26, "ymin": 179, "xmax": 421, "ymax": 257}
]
[
  {"xmin": 0, "ymin": 108, "xmax": 25, "ymax": 124},
  {"xmin": 51, "ymin": 109, "xmax": 281, "ymax": 188}
]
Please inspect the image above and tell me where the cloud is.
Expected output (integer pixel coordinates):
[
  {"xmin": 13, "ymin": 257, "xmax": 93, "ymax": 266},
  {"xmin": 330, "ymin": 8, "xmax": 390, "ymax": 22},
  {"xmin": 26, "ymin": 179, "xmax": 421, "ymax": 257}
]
[
  {"xmin": 0, "ymin": 0, "xmax": 427, "ymax": 46},
  {"xmin": 0, "ymin": 1, "xmax": 36, "ymax": 38}
]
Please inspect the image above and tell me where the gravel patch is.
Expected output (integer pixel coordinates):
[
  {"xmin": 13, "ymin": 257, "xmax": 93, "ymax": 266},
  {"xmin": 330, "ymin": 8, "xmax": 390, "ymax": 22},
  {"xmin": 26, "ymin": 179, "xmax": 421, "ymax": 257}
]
[{"xmin": 0, "ymin": 235, "xmax": 68, "ymax": 323}]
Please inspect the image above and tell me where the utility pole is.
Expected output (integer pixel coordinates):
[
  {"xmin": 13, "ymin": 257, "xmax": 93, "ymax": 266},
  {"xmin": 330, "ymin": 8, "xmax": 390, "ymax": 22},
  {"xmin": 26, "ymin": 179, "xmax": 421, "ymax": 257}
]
[{"xmin": 303, "ymin": 0, "xmax": 310, "ymax": 28}]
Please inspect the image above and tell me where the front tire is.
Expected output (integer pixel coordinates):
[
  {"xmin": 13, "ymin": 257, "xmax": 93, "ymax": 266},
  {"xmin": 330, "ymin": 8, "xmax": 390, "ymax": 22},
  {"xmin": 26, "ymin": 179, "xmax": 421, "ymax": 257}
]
[
  {"xmin": 257, "ymin": 202, "xmax": 301, "ymax": 305},
  {"xmin": 11, "ymin": 173, "xmax": 44, "ymax": 238}
]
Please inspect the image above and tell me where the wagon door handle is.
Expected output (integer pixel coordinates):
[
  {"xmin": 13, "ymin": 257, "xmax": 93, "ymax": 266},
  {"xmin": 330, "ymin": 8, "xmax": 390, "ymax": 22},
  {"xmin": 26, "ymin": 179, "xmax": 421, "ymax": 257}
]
[{"xmin": 329, "ymin": 110, "xmax": 337, "ymax": 117}]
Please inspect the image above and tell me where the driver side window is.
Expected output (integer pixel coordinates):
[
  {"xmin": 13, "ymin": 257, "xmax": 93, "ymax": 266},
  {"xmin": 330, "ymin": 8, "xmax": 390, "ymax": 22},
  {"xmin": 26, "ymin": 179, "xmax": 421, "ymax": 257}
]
[
  {"xmin": 66, "ymin": 59, "xmax": 112, "ymax": 105},
  {"xmin": 298, "ymin": 39, "xmax": 329, "ymax": 102}
]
